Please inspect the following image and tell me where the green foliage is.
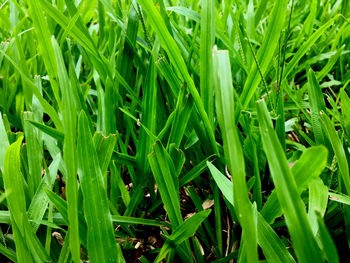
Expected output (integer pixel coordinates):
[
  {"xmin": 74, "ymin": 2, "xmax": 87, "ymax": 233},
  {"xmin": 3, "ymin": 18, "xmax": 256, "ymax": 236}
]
[{"xmin": 0, "ymin": 0, "xmax": 349, "ymax": 262}]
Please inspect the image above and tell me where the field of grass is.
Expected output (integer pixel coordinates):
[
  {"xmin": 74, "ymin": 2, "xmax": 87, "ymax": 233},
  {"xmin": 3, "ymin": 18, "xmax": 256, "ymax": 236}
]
[{"xmin": 0, "ymin": 0, "xmax": 350, "ymax": 262}]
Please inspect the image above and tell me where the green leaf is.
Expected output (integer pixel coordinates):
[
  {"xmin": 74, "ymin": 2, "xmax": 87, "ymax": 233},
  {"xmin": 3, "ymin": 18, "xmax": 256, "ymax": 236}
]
[
  {"xmin": 136, "ymin": 56, "xmax": 157, "ymax": 177},
  {"xmin": 28, "ymin": 153, "xmax": 60, "ymax": 232},
  {"xmin": 155, "ymin": 210, "xmax": 211, "ymax": 263},
  {"xmin": 200, "ymin": 0, "xmax": 215, "ymax": 124},
  {"xmin": 308, "ymin": 178, "xmax": 329, "ymax": 235},
  {"xmin": 148, "ymin": 141, "xmax": 182, "ymax": 227},
  {"xmin": 261, "ymin": 146, "xmax": 328, "ymax": 223},
  {"xmin": 213, "ymin": 48, "xmax": 258, "ymax": 262},
  {"xmin": 26, "ymin": 0, "xmax": 60, "ymax": 104},
  {"xmin": 77, "ymin": 111, "xmax": 123, "ymax": 262},
  {"xmin": 0, "ymin": 113, "xmax": 9, "ymax": 173},
  {"xmin": 207, "ymin": 162, "xmax": 295, "ymax": 263},
  {"xmin": 316, "ymin": 211, "xmax": 339, "ymax": 263},
  {"xmin": 27, "ymin": 120, "xmax": 64, "ymax": 143},
  {"xmin": 137, "ymin": 0, "xmax": 218, "ymax": 155},
  {"xmin": 93, "ymin": 132, "xmax": 117, "ymax": 177},
  {"xmin": 239, "ymin": 0, "xmax": 288, "ymax": 109},
  {"xmin": 321, "ymin": 114, "xmax": 350, "ymax": 194},
  {"xmin": 256, "ymin": 99, "xmax": 322, "ymax": 262},
  {"xmin": 23, "ymin": 111, "xmax": 43, "ymax": 197},
  {"xmin": 329, "ymin": 192, "xmax": 350, "ymax": 205},
  {"xmin": 52, "ymin": 36, "xmax": 80, "ymax": 263},
  {"xmin": 307, "ymin": 68, "xmax": 326, "ymax": 145},
  {"xmin": 4, "ymin": 136, "xmax": 50, "ymax": 262},
  {"xmin": 283, "ymin": 15, "xmax": 341, "ymax": 80}
]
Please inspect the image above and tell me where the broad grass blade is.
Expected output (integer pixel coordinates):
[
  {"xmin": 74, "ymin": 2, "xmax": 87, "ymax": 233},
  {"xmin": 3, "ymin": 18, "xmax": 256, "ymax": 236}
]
[
  {"xmin": 316, "ymin": 211, "xmax": 339, "ymax": 263},
  {"xmin": 200, "ymin": 0, "xmax": 215, "ymax": 124},
  {"xmin": 213, "ymin": 48, "xmax": 258, "ymax": 262},
  {"xmin": 52, "ymin": 37, "xmax": 80, "ymax": 263},
  {"xmin": 261, "ymin": 146, "xmax": 328, "ymax": 223},
  {"xmin": 256, "ymin": 99, "xmax": 323, "ymax": 262},
  {"xmin": 308, "ymin": 178, "xmax": 328, "ymax": 235},
  {"xmin": 148, "ymin": 141, "xmax": 182, "ymax": 227},
  {"xmin": 4, "ymin": 137, "xmax": 50, "ymax": 262},
  {"xmin": 307, "ymin": 69, "xmax": 326, "ymax": 145},
  {"xmin": 77, "ymin": 111, "xmax": 123, "ymax": 262},
  {"xmin": 0, "ymin": 113, "xmax": 9, "ymax": 173},
  {"xmin": 321, "ymin": 114, "xmax": 350, "ymax": 194}
]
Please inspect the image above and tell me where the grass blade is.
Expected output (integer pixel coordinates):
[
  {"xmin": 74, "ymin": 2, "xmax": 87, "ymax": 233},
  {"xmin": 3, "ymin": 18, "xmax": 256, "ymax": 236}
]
[
  {"xmin": 316, "ymin": 211, "xmax": 339, "ymax": 263},
  {"xmin": 283, "ymin": 15, "xmax": 341, "ymax": 80},
  {"xmin": 77, "ymin": 111, "xmax": 123, "ymax": 262},
  {"xmin": 200, "ymin": 0, "xmax": 215, "ymax": 124},
  {"xmin": 155, "ymin": 210, "xmax": 211, "ymax": 263},
  {"xmin": 4, "ymin": 136, "xmax": 50, "ymax": 262},
  {"xmin": 52, "ymin": 37, "xmax": 80, "ymax": 263},
  {"xmin": 148, "ymin": 141, "xmax": 182, "ymax": 227},
  {"xmin": 321, "ymin": 114, "xmax": 350, "ymax": 194},
  {"xmin": 261, "ymin": 146, "xmax": 328, "ymax": 223},
  {"xmin": 307, "ymin": 68, "xmax": 326, "ymax": 145},
  {"xmin": 207, "ymin": 162, "xmax": 295, "ymax": 263},
  {"xmin": 213, "ymin": 48, "xmax": 258, "ymax": 262},
  {"xmin": 0, "ymin": 113, "xmax": 9, "ymax": 173},
  {"xmin": 137, "ymin": 0, "xmax": 218, "ymax": 155},
  {"xmin": 256, "ymin": 99, "xmax": 323, "ymax": 262},
  {"xmin": 308, "ymin": 178, "xmax": 328, "ymax": 235},
  {"xmin": 239, "ymin": 0, "xmax": 288, "ymax": 109}
]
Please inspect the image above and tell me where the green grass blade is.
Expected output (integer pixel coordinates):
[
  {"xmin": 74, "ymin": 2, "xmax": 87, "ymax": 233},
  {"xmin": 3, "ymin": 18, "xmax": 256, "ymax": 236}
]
[
  {"xmin": 256, "ymin": 99, "xmax": 323, "ymax": 262},
  {"xmin": 307, "ymin": 68, "xmax": 326, "ymax": 145},
  {"xmin": 77, "ymin": 111, "xmax": 123, "ymax": 262},
  {"xmin": 283, "ymin": 15, "xmax": 340, "ymax": 80},
  {"xmin": 200, "ymin": 0, "xmax": 215, "ymax": 124},
  {"xmin": 28, "ymin": 153, "xmax": 60, "ymax": 232},
  {"xmin": 213, "ymin": 48, "xmax": 258, "ymax": 262},
  {"xmin": 26, "ymin": 0, "xmax": 59, "ymax": 104},
  {"xmin": 0, "ymin": 242, "xmax": 16, "ymax": 262},
  {"xmin": 4, "ymin": 137, "xmax": 33, "ymax": 263},
  {"xmin": 52, "ymin": 37, "xmax": 80, "ymax": 263},
  {"xmin": 155, "ymin": 210, "xmax": 211, "ymax": 263},
  {"xmin": 44, "ymin": 188, "xmax": 88, "ymax": 247},
  {"xmin": 137, "ymin": 0, "xmax": 218, "ymax": 155},
  {"xmin": 93, "ymin": 132, "xmax": 117, "ymax": 177},
  {"xmin": 179, "ymin": 154, "xmax": 215, "ymax": 187},
  {"xmin": 136, "ymin": 56, "xmax": 157, "ymax": 177},
  {"xmin": 316, "ymin": 211, "xmax": 339, "ymax": 263},
  {"xmin": 239, "ymin": 0, "xmax": 288, "ymax": 109},
  {"xmin": 148, "ymin": 141, "xmax": 182, "ymax": 227},
  {"xmin": 0, "ymin": 50, "xmax": 63, "ymax": 131},
  {"xmin": 23, "ymin": 112, "xmax": 42, "ymax": 197},
  {"xmin": 27, "ymin": 120, "xmax": 64, "ymax": 143},
  {"xmin": 0, "ymin": 113, "xmax": 9, "ymax": 173},
  {"xmin": 167, "ymin": 93, "xmax": 194, "ymax": 149},
  {"xmin": 261, "ymin": 146, "xmax": 328, "ymax": 223},
  {"xmin": 207, "ymin": 162, "xmax": 295, "ymax": 263},
  {"xmin": 340, "ymin": 90, "xmax": 350, "ymax": 137},
  {"xmin": 308, "ymin": 178, "xmax": 329, "ymax": 235},
  {"xmin": 4, "ymin": 136, "xmax": 50, "ymax": 262},
  {"xmin": 321, "ymin": 114, "xmax": 350, "ymax": 194}
]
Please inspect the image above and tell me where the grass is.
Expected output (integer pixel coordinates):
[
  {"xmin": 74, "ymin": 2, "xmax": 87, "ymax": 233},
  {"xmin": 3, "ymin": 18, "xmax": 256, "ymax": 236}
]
[{"xmin": 0, "ymin": 0, "xmax": 349, "ymax": 262}]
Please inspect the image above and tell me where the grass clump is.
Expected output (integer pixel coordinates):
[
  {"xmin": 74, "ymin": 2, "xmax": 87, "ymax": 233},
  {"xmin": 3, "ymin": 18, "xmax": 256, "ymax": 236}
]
[{"xmin": 0, "ymin": 0, "xmax": 350, "ymax": 262}]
